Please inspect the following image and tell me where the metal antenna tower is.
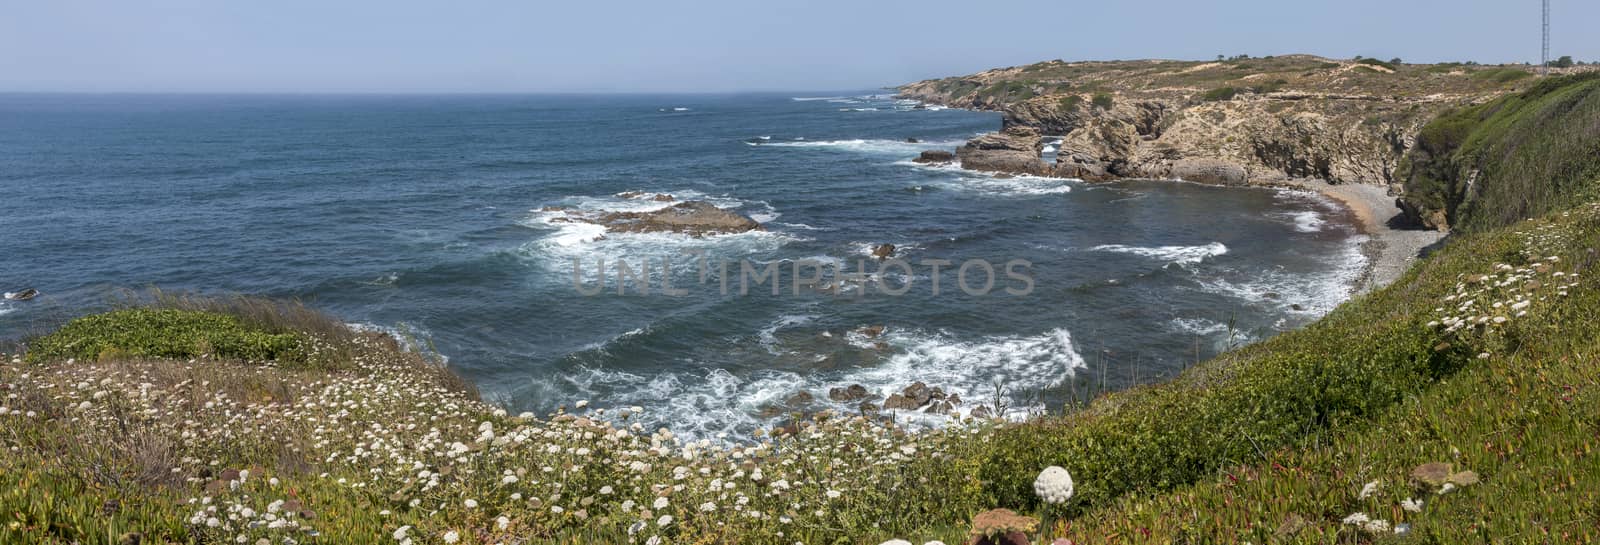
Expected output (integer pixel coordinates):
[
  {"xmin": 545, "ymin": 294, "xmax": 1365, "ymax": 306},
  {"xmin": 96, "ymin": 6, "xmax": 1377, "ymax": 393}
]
[{"xmin": 1542, "ymin": 0, "xmax": 1551, "ymax": 75}]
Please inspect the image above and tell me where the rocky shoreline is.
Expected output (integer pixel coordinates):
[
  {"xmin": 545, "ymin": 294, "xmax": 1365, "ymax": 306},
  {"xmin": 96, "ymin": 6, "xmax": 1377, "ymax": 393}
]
[{"xmin": 894, "ymin": 55, "xmax": 1502, "ymax": 293}]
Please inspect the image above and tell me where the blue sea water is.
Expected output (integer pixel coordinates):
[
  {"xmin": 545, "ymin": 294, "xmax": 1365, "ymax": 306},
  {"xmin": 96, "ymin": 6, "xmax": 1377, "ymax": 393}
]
[{"xmin": 0, "ymin": 92, "xmax": 1365, "ymax": 436}]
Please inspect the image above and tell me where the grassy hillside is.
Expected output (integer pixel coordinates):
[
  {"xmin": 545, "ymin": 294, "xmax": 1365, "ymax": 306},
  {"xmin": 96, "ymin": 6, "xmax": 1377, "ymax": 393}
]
[{"xmin": 1400, "ymin": 73, "xmax": 1600, "ymax": 231}]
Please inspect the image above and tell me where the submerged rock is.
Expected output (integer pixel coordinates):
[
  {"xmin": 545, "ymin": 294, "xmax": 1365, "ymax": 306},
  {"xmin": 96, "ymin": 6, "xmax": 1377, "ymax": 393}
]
[
  {"xmin": 616, "ymin": 191, "xmax": 677, "ymax": 202},
  {"xmin": 913, "ymin": 150, "xmax": 956, "ymax": 164},
  {"xmin": 871, "ymin": 244, "xmax": 896, "ymax": 259},
  {"xmin": 828, "ymin": 384, "xmax": 871, "ymax": 402}
]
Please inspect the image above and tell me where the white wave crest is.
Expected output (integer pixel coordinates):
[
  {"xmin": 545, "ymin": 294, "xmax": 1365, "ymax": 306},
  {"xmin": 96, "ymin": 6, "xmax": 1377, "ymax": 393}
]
[
  {"xmin": 757, "ymin": 314, "xmax": 817, "ymax": 354},
  {"xmin": 1191, "ymin": 235, "xmax": 1367, "ymax": 317},
  {"xmin": 757, "ymin": 138, "xmax": 965, "ymax": 156},
  {"xmin": 551, "ymin": 366, "xmax": 808, "ymax": 439},
  {"xmin": 1091, "ymin": 242, "xmax": 1228, "ymax": 265},
  {"xmin": 833, "ymin": 328, "xmax": 1086, "ymax": 421},
  {"xmin": 1283, "ymin": 211, "xmax": 1325, "ymax": 233}
]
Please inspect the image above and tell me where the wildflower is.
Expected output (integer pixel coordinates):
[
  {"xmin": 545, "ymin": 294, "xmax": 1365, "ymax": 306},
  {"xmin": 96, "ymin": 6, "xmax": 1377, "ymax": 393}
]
[
  {"xmin": 496, "ymin": 516, "xmax": 511, "ymax": 530},
  {"xmin": 699, "ymin": 501, "xmax": 716, "ymax": 512},
  {"xmin": 1401, "ymin": 498, "xmax": 1423, "ymax": 512},
  {"xmin": 646, "ymin": 537, "xmax": 661, "ymax": 545},
  {"xmin": 442, "ymin": 530, "xmax": 460, "ymax": 544},
  {"xmin": 657, "ymin": 515, "xmax": 673, "ymax": 527},
  {"xmin": 1033, "ymin": 466, "xmax": 1075, "ymax": 504},
  {"xmin": 393, "ymin": 525, "xmax": 411, "ymax": 540},
  {"xmin": 501, "ymin": 475, "xmax": 518, "ymax": 485},
  {"xmin": 880, "ymin": 541, "xmax": 914, "ymax": 545},
  {"xmin": 653, "ymin": 497, "xmax": 669, "ymax": 510},
  {"xmin": 825, "ymin": 489, "xmax": 842, "ymax": 500},
  {"xmin": 1358, "ymin": 480, "xmax": 1379, "ymax": 499}
]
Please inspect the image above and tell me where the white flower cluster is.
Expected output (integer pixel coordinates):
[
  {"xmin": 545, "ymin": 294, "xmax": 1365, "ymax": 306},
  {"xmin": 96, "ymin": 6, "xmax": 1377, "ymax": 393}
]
[
  {"xmin": 1427, "ymin": 209, "xmax": 1591, "ymax": 339},
  {"xmin": 1033, "ymin": 465, "xmax": 1075, "ymax": 505}
]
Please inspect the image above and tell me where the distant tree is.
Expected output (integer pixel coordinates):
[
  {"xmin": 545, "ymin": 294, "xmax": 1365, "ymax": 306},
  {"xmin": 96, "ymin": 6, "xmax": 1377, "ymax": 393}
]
[
  {"xmin": 1217, "ymin": 54, "xmax": 1225, "ymax": 61},
  {"xmin": 1389, "ymin": 57, "xmax": 1404, "ymax": 65},
  {"xmin": 1354, "ymin": 55, "xmax": 1364, "ymax": 60},
  {"xmin": 1548, "ymin": 55, "xmax": 1575, "ymax": 68}
]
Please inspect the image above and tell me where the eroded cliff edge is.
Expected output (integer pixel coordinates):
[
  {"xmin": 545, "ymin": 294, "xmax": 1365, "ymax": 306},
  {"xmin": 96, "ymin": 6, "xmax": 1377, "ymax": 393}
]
[{"xmin": 897, "ymin": 55, "xmax": 1545, "ymax": 194}]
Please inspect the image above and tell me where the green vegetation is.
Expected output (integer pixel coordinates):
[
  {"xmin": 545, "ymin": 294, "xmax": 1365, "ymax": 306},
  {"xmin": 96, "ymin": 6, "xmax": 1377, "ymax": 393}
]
[
  {"xmin": 1091, "ymin": 92, "xmax": 1114, "ymax": 110},
  {"xmin": 1548, "ymin": 55, "xmax": 1575, "ymax": 69},
  {"xmin": 1470, "ymin": 67, "xmax": 1533, "ymax": 84},
  {"xmin": 977, "ymin": 81, "xmax": 1037, "ymax": 101},
  {"xmin": 1400, "ymin": 73, "xmax": 1600, "ymax": 231},
  {"xmin": 1201, "ymin": 86, "xmax": 1239, "ymax": 101},
  {"xmin": 1057, "ymin": 94, "xmax": 1082, "ymax": 111},
  {"xmin": 25, "ymin": 308, "xmax": 303, "ymax": 365},
  {"xmin": 1356, "ymin": 57, "xmax": 1396, "ymax": 70},
  {"xmin": 1049, "ymin": 208, "xmax": 1600, "ymax": 542}
]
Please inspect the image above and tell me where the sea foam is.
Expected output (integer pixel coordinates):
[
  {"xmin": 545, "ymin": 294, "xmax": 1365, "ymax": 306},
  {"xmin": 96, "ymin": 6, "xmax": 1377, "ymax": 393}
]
[{"xmin": 1091, "ymin": 242, "xmax": 1229, "ymax": 265}]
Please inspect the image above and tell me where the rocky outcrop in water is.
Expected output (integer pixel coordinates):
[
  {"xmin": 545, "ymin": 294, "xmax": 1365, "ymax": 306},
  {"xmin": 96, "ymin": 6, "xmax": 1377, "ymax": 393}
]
[{"xmin": 554, "ymin": 201, "xmax": 764, "ymax": 237}]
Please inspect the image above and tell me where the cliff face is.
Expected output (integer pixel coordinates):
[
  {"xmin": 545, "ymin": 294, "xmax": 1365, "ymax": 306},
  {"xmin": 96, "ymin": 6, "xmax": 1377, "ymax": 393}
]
[{"xmin": 899, "ymin": 55, "xmax": 1549, "ymax": 192}]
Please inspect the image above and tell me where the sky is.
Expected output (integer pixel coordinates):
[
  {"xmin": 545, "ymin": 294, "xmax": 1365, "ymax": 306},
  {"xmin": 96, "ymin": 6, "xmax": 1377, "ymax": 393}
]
[{"xmin": 2, "ymin": 0, "xmax": 1595, "ymax": 93}]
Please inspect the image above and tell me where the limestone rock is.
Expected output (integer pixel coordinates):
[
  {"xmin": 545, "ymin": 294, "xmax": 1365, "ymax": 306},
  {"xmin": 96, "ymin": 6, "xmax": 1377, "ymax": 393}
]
[{"xmin": 914, "ymin": 150, "xmax": 956, "ymax": 163}]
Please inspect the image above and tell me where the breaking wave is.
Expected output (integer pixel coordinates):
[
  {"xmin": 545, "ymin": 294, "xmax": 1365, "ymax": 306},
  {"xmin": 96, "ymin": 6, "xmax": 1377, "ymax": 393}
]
[{"xmin": 1091, "ymin": 242, "xmax": 1229, "ymax": 265}]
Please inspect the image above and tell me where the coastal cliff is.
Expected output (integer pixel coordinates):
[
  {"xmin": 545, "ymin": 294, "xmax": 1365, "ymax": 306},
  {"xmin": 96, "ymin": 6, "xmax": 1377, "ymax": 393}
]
[{"xmin": 898, "ymin": 55, "xmax": 1568, "ymax": 192}]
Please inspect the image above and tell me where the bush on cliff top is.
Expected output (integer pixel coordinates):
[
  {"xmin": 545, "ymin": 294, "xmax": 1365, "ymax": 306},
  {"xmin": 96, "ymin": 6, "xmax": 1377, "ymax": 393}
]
[
  {"xmin": 1201, "ymin": 86, "xmax": 1239, "ymax": 102},
  {"xmin": 25, "ymin": 309, "xmax": 305, "ymax": 365}
]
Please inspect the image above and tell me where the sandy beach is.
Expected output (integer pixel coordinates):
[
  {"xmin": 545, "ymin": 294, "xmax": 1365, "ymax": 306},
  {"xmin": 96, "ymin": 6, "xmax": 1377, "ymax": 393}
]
[{"xmin": 1289, "ymin": 179, "xmax": 1447, "ymax": 294}]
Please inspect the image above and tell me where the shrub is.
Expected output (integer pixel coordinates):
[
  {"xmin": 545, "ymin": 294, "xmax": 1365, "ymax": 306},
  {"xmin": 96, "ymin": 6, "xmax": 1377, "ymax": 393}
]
[
  {"xmin": 1058, "ymin": 95, "xmax": 1083, "ymax": 111},
  {"xmin": 1201, "ymin": 87, "xmax": 1239, "ymax": 101},
  {"xmin": 26, "ymin": 309, "xmax": 305, "ymax": 365},
  {"xmin": 1356, "ymin": 57, "xmax": 1396, "ymax": 70},
  {"xmin": 1091, "ymin": 93, "xmax": 1114, "ymax": 109}
]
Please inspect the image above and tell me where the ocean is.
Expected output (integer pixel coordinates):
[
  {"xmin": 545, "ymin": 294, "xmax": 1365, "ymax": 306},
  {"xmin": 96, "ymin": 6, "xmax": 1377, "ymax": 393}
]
[{"xmin": 0, "ymin": 92, "xmax": 1365, "ymax": 436}]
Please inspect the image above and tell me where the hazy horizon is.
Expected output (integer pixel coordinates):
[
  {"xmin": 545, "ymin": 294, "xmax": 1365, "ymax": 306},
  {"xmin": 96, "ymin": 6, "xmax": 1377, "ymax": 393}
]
[{"xmin": 4, "ymin": 0, "xmax": 1594, "ymax": 94}]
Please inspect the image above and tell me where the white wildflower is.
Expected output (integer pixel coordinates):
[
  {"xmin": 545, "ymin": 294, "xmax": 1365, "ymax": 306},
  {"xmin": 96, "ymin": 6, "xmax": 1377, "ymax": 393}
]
[
  {"xmin": 1033, "ymin": 466, "xmax": 1075, "ymax": 504},
  {"xmin": 1401, "ymin": 497, "xmax": 1423, "ymax": 512},
  {"xmin": 1358, "ymin": 480, "xmax": 1379, "ymax": 499}
]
